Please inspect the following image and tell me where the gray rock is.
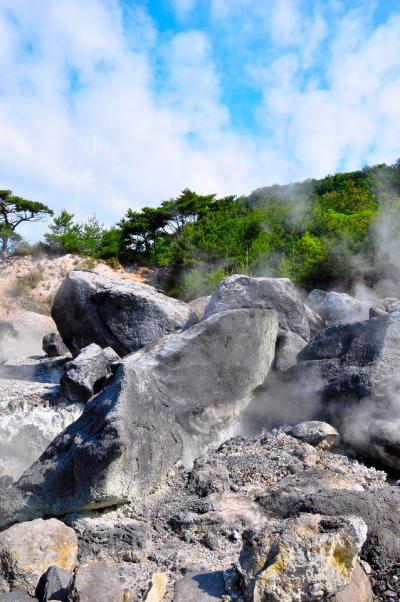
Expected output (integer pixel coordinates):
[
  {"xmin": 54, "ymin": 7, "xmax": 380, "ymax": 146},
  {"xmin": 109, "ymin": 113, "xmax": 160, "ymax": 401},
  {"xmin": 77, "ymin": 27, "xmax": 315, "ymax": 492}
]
[
  {"xmin": 259, "ymin": 485, "xmax": 400, "ymax": 571},
  {"xmin": 52, "ymin": 270, "xmax": 191, "ymax": 357},
  {"xmin": 308, "ymin": 290, "xmax": 369, "ymax": 326},
  {"xmin": 287, "ymin": 421, "xmax": 339, "ymax": 450},
  {"xmin": 187, "ymin": 459, "xmax": 231, "ymax": 497},
  {"xmin": 42, "ymin": 333, "xmax": 69, "ymax": 358},
  {"xmin": 366, "ymin": 418, "xmax": 400, "ymax": 471},
  {"xmin": 173, "ymin": 571, "xmax": 225, "ymax": 601},
  {"xmin": 369, "ymin": 306, "xmax": 387, "ymax": 319},
  {"xmin": 0, "ymin": 308, "xmax": 278, "ymax": 526},
  {"xmin": 185, "ymin": 296, "xmax": 212, "ymax": 328},
  {"xmin": 67, "ymin": 560, "xmax": 123, "ymax": 602},
  {"xmin": 205, "ymin": 275, "xmax": 310, "ymax": 340},
  {"xmin": 60, "ymin": 344, "xmax": 120, "ymax": 402},
  {"xmin": 297, "ymin": 313, "xmax": 400, "ymax": 409},
  {"xmin": 274, "ymin": 331, "xmax": 307, "ymax": 376},
  {"xmin": 174, "ymin": 491, "xmax": 267, "ymax": 536},
  {"xmin": 380, "ymin": 297, "xmax": 400, "ymax": 312},
  {"xmin": 239, "ymin": 513, "xmax": 367, "ymax": 602},
  {"xmin": 36, "ymin": 566, "xmax": 73, "ymax": 602},
  {"xmin": 0, "ymin": 476, "xmax": 13, "ymax": 491},
  {"xmin": 0, "ymin": 519, "xmax": 77, "ymax": 596},
  {"xmin": 0, "ymin": 591, "xmax": 37, "ymax": 601},
  {"xmin": 64, "ymin": 514, "xmax": 148, "ymax": 562},
  {"xmin": 304, "ymin": 303, "xmax": 325, "ymax": 332}
]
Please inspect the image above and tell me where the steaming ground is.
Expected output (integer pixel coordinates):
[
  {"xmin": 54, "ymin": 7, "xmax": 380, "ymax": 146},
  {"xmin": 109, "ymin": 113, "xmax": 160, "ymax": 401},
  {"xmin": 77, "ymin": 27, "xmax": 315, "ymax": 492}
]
[{"xmin": 0, "ymin": 354, "xmax": 83, "ymax": 479}]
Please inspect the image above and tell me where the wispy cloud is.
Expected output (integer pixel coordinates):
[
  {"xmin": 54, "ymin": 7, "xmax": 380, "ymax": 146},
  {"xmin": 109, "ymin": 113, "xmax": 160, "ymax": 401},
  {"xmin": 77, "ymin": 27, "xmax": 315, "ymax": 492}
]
[{"xmin": 0, "ymin": 0, "xmax": 399, "ymax": 240}]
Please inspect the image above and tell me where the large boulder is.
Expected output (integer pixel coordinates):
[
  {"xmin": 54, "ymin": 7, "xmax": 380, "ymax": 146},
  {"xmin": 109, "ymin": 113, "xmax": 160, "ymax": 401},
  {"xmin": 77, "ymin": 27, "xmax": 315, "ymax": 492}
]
[
  {"xmin": 205, "ymin": 275, "xmax": 310, "ymax": 340},
  {"xmin": 0, "ymin": 518, "xmax": 77, "ymax": 596},
  {"xmin": 60, "ymin": 344, "xmax": 120, "ymax": 403},
  {"xmin": 239, "ymin": 513, "xmax": 367, "ymax": 602},
  {"xmin": 0, "ymin": 308, "xmax": 278, "ymax": 527},
  {"xmin": 297, "ymin": 313, "xmax": 400, "ymax": 408},
  {"xmin": 52, "ymin": 270, "xmax": 191, "ymax": 357},
  {"xmin": 259, "ymin": 483, "xmax": 400, "ymax": 572},
  {"xmin": 308, "ymin": 290, "xmax": 369, "ymax": 326}
]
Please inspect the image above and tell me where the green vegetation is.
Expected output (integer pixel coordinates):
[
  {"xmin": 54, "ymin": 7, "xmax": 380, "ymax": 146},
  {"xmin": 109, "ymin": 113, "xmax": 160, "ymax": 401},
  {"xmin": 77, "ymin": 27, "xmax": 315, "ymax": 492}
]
[
  {"xmin": 5, "ymin": 160, "xmax": 400, "ymax": 300},
  {"xmin": 11, "ymin": 270, "xmax": 44, "ymax": 296},
  {"xmin": 0, "ymin": 190, "xmax": 53, "ymax": 260}
]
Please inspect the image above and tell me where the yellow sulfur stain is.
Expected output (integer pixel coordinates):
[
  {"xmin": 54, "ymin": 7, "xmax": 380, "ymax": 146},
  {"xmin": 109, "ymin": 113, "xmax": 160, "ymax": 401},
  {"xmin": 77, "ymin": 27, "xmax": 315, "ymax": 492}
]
[
  {"xmin": 260, "ymin": 548, "xmax": 288, "ymax": 584},
  {"xmin": 330, "ymin": 542, "xmax": 355, "ymax": 576}
]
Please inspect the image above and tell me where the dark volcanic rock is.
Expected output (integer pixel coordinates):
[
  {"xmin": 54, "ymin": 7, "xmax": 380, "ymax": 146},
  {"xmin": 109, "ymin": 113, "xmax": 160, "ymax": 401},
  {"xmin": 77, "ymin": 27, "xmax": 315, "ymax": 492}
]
[
  {"xmin": 42, "ymin": 333, "xmax": 69, "ymax": 358},
  {"xmin": 36, "ymin": 566, "xmax": 73, "ymax": 602},
  {"xmin": 60, "ymin": 344, "xmax": 120, "ymax": 403},
  {"xmin": 0, "ymin": 308, "xmax": 278, "ymax": 527},
  {"xmin": 64, "ymin": 514, "xmax": 148, "ymax": 562},
  {"xmin": 67, "ymin": 560, "xmax": 123, "ymax": 602},
  {"xmin": 259, "ymin": 485, "xmax": 400, "ymax": 571},
  {"xmin": 297, "ymin": 313, "xmax": 400, "ymax": 405},
  {"xmin": 52, "ymin": 270, "xmax": 191, "ymax": 357},
  {"xmin": 205, "ymin": 275, "xmax": 310, "ymax": 340}
]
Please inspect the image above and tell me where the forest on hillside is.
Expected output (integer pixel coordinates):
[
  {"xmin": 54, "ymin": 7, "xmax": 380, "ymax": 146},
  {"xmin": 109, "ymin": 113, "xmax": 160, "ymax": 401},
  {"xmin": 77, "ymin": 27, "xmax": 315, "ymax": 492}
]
[{"xmin": 2, "ymin": 160, "xmax": 400, "ymax": 300}]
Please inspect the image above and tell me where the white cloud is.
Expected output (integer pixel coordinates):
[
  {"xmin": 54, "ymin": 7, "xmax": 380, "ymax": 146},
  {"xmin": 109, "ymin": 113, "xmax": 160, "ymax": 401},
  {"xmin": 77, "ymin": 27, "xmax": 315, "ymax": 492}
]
[
  {"xmin": 255, "ymin": 7, "xmax": 400, "ymax": 177},
  {"xmin": 0, "ymin": 0, "xmax": 399, "ymax": 242},
  {"xmin": 0, "ymin": 0, "xmax": 264, "ymax": 241},
  {"xmin": 172, "ymin": 0, "xmax": 199, "ymax": 18}
]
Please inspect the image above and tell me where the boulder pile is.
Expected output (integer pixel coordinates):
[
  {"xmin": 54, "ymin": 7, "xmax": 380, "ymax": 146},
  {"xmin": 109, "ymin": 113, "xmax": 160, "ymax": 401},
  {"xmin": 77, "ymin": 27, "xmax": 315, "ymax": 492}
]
[{"xmin": 1, "ymin": 269, "xmax": 400, "ymax": 601}]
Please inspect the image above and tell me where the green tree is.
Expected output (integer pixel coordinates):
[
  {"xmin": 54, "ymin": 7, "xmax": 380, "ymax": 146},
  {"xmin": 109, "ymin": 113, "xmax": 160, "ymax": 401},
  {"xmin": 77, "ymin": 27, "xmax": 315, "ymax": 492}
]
[
  {"xmin": 80, "ymin": 215, "xmax": 105, "ymax": 256},
  {"xmin": 0, "ymin": 190, "xmax": 53, "ymax": 259},
  {"xmin": 161, "ymin": 188, "xmax": 216, "ymax": 234},
  {"xmin": 119, "ymin": 207, "xmax": 169, "ymax": 262},
  {"xmin": 44, "ymin": 210, "xmax": 82, "ymax": 254}
]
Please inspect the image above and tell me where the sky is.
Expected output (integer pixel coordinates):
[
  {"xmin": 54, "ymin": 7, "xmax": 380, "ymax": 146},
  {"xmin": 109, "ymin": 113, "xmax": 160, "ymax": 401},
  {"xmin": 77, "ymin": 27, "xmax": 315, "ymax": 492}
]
[{"xmin": 0, "ymin": 0, "xmax": 400, "ymax": 240}]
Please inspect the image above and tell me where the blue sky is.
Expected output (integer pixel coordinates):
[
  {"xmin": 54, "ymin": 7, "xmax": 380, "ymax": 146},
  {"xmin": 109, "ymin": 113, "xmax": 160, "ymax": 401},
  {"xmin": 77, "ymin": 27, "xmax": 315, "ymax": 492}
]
[{"xmin": 0, "ymin": 0, "xmax": 399, "ymax": 240}]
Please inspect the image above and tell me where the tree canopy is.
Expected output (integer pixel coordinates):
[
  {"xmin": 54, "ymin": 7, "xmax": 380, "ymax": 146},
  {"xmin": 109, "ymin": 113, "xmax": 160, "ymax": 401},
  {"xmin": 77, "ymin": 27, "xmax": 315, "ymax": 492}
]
[
  {"xmin": 11, "ymin": 158, "xmax": 400, "ymax": 300},
  {"xmin": 0, "ymin": 190, "xmax": 53, "ymax": 259}
]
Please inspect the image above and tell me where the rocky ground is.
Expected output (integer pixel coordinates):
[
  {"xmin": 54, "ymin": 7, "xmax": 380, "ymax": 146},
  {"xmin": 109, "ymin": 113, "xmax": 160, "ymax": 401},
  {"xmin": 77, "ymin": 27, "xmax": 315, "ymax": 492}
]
[{"xmin": 1, "ymin": 265, "xmax": 400, "ymax": 601}]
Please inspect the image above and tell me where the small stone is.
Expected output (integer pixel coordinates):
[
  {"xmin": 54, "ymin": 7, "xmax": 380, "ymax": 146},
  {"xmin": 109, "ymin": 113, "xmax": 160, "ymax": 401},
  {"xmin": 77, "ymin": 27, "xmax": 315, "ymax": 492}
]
[
  {"xmin": 288, "ymin": 421, "xmax": 339, "ymax": 450},
  {"xmin": 42, "ymin": 332, "xmax": 69, "ymax": 358},
  {"xmin": 202, "ymin": 532, "xmax": 219, "ymax": 551},
  {"xmin": 144, "ymin": 573, "xmax": 168, "ymax": 602}
]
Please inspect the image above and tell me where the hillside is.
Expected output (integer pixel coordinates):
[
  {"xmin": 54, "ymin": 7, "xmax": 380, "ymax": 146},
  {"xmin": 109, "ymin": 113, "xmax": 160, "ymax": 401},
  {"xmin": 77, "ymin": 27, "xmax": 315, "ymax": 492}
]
[{"xmin": 24, "ymin": 161, "xmax": 400, "ymax": 301}]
